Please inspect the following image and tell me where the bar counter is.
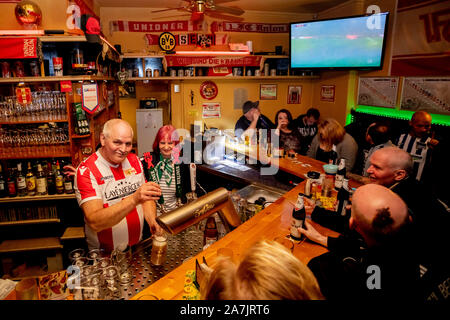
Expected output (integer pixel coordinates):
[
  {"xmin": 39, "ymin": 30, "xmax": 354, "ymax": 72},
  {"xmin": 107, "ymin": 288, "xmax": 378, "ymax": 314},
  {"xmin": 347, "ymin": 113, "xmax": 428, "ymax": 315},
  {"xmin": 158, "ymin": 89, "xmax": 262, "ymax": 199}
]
[{"xmin": 132, "ymin": 150, "xmax": 358, "ymax": 300}]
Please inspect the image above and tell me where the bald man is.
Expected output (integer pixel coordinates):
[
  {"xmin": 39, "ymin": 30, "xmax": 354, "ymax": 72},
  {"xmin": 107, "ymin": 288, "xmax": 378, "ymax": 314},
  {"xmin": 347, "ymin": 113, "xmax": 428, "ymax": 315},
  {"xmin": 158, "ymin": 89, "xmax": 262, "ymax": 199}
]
[
  {"xmin": 302, "ymin": 184, "xmax": 419, "ymax": 300},
  {"xmin": 396, "ymin": 111, "xmax": 439, "ymax": 183},
  {"xmin": 75, "ymin": 119, "xmax": 162, "ymax": 252}
]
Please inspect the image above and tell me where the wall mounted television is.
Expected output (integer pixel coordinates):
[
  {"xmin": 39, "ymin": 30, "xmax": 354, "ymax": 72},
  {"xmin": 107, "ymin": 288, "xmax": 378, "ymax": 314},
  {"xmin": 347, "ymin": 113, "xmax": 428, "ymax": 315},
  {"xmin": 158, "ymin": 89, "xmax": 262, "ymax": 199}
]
[{"xmin": 290, "ymin": 12, "xmax": 389, "ymax": 70}]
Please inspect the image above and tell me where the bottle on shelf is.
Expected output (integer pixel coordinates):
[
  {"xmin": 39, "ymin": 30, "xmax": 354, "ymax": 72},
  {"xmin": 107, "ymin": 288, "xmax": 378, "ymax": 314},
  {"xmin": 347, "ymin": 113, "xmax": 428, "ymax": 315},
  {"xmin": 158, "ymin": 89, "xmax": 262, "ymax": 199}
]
[
  {"xmin": 16, "ymin": 162, "xmax": 27, "ymax": 197},
  {"xmin": 0, "ymin": 164, "xmax": 7, "ymax": 198},
  {"xmin": 36, "ymin": 163, "xmax": 48, "ymax": 195},
  {"xmin": 62, "ymin": 161, "xmax": 74, "ymax": 194},
  {"xmin": 25, "ymin": 161, "xmax": 36, "ymax": 196},
  {"xmin": 55, "ymin": 160, "xmax": 64, "ymax": 194},
  {"xmin": 290, "ymin": 193, "xmax": 306, "ymax": 241},
  {"xmin": 46, "ymin": 162, "xmax": 56, "ymax": 195},
  {"xmin": 203, "ymin": 216, "xmax": 218, "ymax": 248},
  {"xmin": 334, "ymin": 158, "xmax": 346, "ymax": 190},
  {"xmin": 335, "ymin": 179, "xmax": 350, "ymax": 217},
  {"xmin": 7, "ymin": 167, "xmax": 17, "ymax": 197}
]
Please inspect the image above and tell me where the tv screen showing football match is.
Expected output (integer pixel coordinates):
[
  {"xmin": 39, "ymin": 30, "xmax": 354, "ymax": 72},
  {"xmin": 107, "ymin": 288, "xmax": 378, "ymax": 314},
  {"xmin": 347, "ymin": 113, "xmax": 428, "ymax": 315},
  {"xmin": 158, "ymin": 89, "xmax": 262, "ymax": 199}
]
[{"xmin": 290, "ymin": 13, "xmax": 389, "ymax": 69}]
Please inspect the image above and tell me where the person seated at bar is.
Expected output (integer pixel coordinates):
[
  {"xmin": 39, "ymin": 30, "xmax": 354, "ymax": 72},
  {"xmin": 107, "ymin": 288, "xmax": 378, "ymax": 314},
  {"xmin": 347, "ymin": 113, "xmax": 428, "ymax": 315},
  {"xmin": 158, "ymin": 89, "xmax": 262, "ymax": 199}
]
[
  {"xmin": 395, "ymin": 110, "xmax": 444, "ymax": 201},
  {"xmin": 141, "ymin": 125, "xmax": 192, "ymax": 215},
  {"xmin": 301, "ymin": 184, "xmax": 420, "ymax": 300},
  {"xmin": 360, "ymin": 121, "xmax": 394, "ymax": 176},
  {"xmin": 307, "ymin": 118, "xmax": 358, "ymax": 172},
  {"xmin": 201, "ymin": 240, "xmax": 324, "ymax": 300},
  {"xmin": 74, "ymin": 119, "xmax": 162, "ymax": 252},
  {"xmin": 293, "ymin": 107, "xmax": 320, "ymax": 155},
  {"xmin": 234, "ymin": 100, "xmax": 274, "ymax": 141},
  {"xmin": 273, "ymin": 109, "xmax": 303, "ymax": 154}
]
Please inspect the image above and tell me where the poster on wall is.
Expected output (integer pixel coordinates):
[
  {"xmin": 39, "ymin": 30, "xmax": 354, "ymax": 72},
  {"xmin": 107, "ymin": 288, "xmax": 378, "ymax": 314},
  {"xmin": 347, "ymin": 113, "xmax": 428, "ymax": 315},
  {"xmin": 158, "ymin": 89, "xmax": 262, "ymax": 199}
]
[
  {"xmin": 357, "ymin": 77, "xmax": 399, "ymax": 108},
  {"xmin": 320, "ymin": 85, "xmax": 335, "ymax": 102},
  {"xmin": 287, "ymin": 85, "xmax": 302, "ymax": 104},
  {"xmin": 260, "ymin": 84, "xmax": 277, "ymax": 100},
  {"xmin": 400, "ymin": 77, "xmax": 450, "ymax": 115},
  {"xmin": 202, "ymin": 102, "xmax": 221, "ymax": 118}
]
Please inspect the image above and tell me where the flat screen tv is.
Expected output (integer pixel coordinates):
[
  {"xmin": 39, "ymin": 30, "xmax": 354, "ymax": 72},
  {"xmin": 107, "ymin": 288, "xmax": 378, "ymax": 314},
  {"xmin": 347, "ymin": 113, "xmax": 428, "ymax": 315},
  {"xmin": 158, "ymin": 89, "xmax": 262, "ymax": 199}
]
[{"xmin": 290, "ymin": 12, "xmax": 389, "ymax": 70}]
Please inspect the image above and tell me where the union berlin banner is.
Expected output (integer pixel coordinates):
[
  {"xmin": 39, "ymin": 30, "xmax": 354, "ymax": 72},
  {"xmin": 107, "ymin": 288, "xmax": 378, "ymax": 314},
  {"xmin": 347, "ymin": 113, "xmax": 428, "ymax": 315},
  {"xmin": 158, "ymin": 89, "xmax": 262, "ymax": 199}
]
[
  {"xmin": 163, "ymin": 55, "xmax": 263, "ymax": 68},
  {"xmin": 0, "ymin": 38, "xmax": 38, "ymax": 59},
  {"xmin": 210, "ymin": 21, "xmax": 289, "ymax": 33},
  {"xmin": 391, "ymin": 0, "xmax": 450, "ymax": 76},
  {"xmin": 110, "ymin": 20, "xmax": 204, "ymax": 32}
]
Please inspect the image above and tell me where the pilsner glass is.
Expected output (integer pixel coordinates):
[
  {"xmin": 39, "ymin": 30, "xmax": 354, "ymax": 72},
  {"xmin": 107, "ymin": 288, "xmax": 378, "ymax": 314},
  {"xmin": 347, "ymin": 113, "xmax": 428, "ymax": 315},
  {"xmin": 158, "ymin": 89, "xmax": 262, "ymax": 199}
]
[{"xmin": 151, "ymin": 231, "xmax": 168, "ymax": 266}]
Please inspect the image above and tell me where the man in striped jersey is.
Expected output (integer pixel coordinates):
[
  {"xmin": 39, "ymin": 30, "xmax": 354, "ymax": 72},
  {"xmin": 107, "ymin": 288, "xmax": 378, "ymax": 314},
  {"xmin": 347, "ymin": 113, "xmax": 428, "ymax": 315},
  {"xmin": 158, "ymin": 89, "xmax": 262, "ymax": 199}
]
[
  {"xmin": 396, "ymin": 111, "xmax": 439, "ymax": 183},
  {"xmin": 75, "ymin": 119, "xmax": 162, "ymax": 252}
]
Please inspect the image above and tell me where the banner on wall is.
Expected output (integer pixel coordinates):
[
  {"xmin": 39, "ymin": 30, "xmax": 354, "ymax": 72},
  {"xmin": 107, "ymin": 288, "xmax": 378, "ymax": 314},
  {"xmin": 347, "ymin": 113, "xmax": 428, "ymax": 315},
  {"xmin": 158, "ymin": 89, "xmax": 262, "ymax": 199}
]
[
  {"xmin": 163, "ymin": 55, "xmax": 262, "ymax": 67},
  {"xmin": 110, "ymin": 20, "xmax": 204, "ymax": 33},
  {"xmin": 211, "ymin": 21, "xmax": 289, "ymax": 33},
  {"xmin": 202, "ymin": 103, "xmax": 221, "ymax": 118},
  {"xmin": 391, "ymin": 0, "xmax": 450, "ymax": 75},
  {"xmin": 145, "ymin": 33, "xmax": 228, "ymax": 46},
  {"xmin": 400, "ymin": 77, "xmax": 450, "ymax": 115},
  {"xmin": 357, "ymin": 77, "xmax": 399, "ymax": 108},
  {"xmin": 0, "ymin": 38, "xmax": 38, "ymax": 59}
]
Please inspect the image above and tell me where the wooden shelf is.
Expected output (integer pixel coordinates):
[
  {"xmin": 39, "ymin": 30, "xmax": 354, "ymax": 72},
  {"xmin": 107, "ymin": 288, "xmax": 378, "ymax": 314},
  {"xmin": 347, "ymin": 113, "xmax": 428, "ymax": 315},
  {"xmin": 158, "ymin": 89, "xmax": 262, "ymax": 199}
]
[
  {"xmin": 0, "ymin": 237, "xmax": 62, "ymax": 253},
  {"xmin": 0, "ymin": 193, "xmax": 76, "ymax": 203},
  {"xmin": 128, "ymin": 75, "xmax": 319, "ymax": 81},
  {"xmin": 0, "ymin": 151, "xmax": 71, "ymax": 160},
  {"xmin": 61, "ymin": 227, "xmax": 85, "ymax": 240},
  {"xmin": 71, "ymin": 134, "xmax": 91, "ymax": 139},
  {"xmin": 0, "ymin": 76, "xmax": 115, "ymax": 84},
  {"xmin": 0, "ymin": 219, "xmax": 60, "ymax": 226},
  {"xmin": 0, "ymin": 119, "xmax": 68, "ymax": 125}
]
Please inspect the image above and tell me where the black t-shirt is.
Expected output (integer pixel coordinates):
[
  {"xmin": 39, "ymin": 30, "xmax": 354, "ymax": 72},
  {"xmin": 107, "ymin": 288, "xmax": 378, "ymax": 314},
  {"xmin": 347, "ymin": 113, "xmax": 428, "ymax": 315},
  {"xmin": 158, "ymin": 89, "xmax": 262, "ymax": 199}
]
[
  {"xmin": 234, "ymin": 114, "xmax": 275, "ymax": 139},
  {"xmin": 294, "ymin": 114, "xmax": 318, "ymax": 155}
]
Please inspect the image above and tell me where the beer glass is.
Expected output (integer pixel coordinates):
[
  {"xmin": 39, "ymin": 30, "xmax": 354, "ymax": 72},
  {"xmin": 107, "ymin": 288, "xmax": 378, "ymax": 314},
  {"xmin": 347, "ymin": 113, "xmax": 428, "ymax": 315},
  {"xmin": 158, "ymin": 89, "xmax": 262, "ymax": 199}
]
[{"xmin": 151, "ymin": 231, "xmax": 168, "ymax": 266}]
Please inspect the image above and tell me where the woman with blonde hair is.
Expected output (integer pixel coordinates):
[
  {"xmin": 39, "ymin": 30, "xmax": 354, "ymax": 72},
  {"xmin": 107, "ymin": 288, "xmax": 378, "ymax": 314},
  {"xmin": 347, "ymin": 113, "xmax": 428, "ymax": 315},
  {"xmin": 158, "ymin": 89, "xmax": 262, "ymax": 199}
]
[
  {"xmin": 201, "ymin": 240, "xmax": 324, "ymax": 300},
  {"xmin": 307, "ymin": 118, "xmax": 358, "ymax": 171}
]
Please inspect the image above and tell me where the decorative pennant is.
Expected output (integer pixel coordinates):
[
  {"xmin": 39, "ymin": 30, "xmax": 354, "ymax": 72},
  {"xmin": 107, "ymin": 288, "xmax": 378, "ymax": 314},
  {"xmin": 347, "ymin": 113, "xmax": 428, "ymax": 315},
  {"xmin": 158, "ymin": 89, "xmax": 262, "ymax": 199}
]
[
  {"xmin": 81, "ymin": 83, "xmax": 99, "ymax": 114},
  {"xmin": 60, "ymin": 80, "xmax": 73, "ymax": 93},
  {"xmin": 15, "ymin": 86, "xmax": 32, "ymax": 105}
]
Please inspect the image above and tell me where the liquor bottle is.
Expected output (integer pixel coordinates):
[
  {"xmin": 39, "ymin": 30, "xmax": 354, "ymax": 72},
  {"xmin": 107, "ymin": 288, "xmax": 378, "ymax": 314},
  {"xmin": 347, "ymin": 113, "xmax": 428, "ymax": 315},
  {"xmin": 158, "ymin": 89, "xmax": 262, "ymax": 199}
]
[
  {"xmin": 328, "ymin": 145, "xmax": 338, "ymax": 165},
  {"xmin": 46, "ymin": 162, "xmax": 56, "ymax": 195},
  {"xmin": 334, "ymin": 158, "xmax": 346, "ymax": 190},
  {"xmin": 16, "ymin": 162, "xmax": 27, "ymax": 197},
  {"xmin": 36, "ymin": 163, "xmax": 48, "ymax": 195},
  {"xmin": 7, "ymin": 167, "xmax": 17, "ymax": 197},
  {"xmin": 25, "ymin": 161, "xmax": 36, "ymax": 196},
  {"xmin": 335, "ymin": 179, "xmax": 350, "ymax": 216},
  {"xmin": 55, "ymin": 160, "xmax": 64, "ymax": 194},
  {"xmin": 203, "ymin": 216, "xmax": 218, "ymax": 247},
  {"xmin": 63, "ymin": 162, "xmax": 74, "ymax": 194},
  {"xmin": 0, "ymin": 164, "xmax": 7, "ymax": 198},
  {"xmin": 290, "ymin": 193, "xmax": 306, "ymax": 240}
]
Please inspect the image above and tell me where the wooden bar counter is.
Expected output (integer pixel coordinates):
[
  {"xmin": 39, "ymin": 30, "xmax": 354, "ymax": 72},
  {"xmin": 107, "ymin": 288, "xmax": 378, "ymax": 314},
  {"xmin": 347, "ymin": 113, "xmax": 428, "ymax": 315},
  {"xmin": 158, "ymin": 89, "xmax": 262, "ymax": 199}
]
[{"xmin": 132, "ymin": 148, "xmax": 356, "ymax": 300}]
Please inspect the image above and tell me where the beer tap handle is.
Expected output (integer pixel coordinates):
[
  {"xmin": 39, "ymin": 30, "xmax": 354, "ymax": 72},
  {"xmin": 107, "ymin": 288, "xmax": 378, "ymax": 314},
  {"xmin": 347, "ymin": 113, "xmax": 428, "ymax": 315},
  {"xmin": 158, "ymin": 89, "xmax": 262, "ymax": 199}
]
[{"xmin": 190, "ymin": 163, "xmax": 197, "ymax": 193}]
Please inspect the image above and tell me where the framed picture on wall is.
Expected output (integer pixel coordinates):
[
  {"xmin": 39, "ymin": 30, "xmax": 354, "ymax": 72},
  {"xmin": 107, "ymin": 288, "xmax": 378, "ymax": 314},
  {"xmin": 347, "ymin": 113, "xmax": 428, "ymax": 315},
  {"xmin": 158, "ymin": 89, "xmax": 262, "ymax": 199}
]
[
  {"xmin": 287, "ymin": 85, "xmax": 302, "ymax": 104},
  {"xmin": 320, "ymin": 85, "xmax": 335, "ymax": 102},
  {"xmin": 260, "ymin": 84, "xmax": 277, "ymax": 100}
]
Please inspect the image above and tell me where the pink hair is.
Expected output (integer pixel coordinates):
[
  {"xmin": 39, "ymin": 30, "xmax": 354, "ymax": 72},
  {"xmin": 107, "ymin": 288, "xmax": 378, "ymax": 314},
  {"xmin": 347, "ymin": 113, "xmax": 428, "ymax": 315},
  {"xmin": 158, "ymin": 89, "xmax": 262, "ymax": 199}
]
[{"xmin": 152, "ymin": 125, "xmax": 180, "ymax": 152}]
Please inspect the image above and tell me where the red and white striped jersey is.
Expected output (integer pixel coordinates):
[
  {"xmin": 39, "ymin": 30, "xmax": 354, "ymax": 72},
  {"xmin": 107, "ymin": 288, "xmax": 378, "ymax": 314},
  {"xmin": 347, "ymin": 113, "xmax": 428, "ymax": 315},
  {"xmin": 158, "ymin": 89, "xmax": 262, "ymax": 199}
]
[{"xmin": 74, "ymin": 151, "xmax": 145, "ymax": 252}]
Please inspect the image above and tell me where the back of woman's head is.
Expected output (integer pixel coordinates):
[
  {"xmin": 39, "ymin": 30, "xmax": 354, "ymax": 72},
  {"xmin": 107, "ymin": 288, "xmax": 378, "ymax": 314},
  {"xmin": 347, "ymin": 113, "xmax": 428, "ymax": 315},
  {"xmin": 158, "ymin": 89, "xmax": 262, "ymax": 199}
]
[
  {"xmin": 318, "ymin": 118, "xmax": 345, "ymax": 146},
  {"xmin": 202, "ymin": 240, "xmax": 324, "ymax": 300},
  {"xmin": 152, "ymin": 125, "xmax": 179, "ymax": 152}
]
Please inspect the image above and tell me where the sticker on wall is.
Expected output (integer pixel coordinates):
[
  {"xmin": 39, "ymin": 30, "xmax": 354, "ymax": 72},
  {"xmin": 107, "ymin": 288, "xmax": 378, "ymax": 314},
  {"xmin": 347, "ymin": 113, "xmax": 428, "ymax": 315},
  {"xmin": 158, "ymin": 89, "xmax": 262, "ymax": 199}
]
[
  {"xmin": 202, "ymin": 103, "xmax": 221, "ymax": 118},
  {"xmin": 200, "ymin": 81, "xmax": 218, "ymax": 100},
  {"xmin": 81, "ymin": 83, "xmax": 99, "ymax": 114}
]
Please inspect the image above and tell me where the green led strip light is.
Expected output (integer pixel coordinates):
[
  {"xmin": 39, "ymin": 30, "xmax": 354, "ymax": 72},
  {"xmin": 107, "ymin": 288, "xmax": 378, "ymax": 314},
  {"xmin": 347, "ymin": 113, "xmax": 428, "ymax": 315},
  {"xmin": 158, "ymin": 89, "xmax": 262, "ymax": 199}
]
[{"xmin": 352, "ymin": 105, "xmax": 450, "ymax": 126}]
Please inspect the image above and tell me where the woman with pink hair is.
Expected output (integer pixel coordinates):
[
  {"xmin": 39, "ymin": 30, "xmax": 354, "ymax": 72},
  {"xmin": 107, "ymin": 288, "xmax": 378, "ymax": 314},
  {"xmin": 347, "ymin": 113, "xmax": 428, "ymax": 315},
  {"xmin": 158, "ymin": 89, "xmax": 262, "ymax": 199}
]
[{"xmin": 141, "ymin": 125, "xmax": 191, "ymax": 215}]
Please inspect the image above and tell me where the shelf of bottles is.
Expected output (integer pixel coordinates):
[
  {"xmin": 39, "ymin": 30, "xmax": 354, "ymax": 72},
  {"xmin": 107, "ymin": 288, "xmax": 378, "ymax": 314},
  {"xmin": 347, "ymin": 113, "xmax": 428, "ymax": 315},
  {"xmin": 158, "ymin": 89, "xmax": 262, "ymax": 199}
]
[{"xmin": 0, "ymin": 159, "xmax": 75, "ymax": 206}]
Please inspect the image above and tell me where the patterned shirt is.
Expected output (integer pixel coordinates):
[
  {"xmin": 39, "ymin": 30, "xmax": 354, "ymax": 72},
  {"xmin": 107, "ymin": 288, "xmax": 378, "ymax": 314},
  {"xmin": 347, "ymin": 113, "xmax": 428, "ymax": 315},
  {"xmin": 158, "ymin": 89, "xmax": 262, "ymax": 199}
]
[
  {"xmin": 75, "ymin": 151, "xmax": 145, "ymax": 251},
  {"xmin": 396, "ymin": 133, "xmax": 431, "ymax": 181}
]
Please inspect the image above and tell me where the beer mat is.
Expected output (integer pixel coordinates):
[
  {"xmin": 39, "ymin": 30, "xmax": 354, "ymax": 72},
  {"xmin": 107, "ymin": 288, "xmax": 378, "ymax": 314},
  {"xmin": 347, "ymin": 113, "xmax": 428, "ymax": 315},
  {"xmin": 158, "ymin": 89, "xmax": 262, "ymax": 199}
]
[
  {"xmin": 38, "ymin": 270, "xmax": 69, "ymax": 300},
  {"xmin": 182, "ymin": 270, "xmax": 200, "ymax": 300}
]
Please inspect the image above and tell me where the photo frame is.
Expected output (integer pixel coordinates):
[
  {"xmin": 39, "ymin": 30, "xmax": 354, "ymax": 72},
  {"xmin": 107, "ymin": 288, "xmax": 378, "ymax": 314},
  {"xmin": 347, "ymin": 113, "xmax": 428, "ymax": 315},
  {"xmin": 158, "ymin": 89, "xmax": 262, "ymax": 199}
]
[
  {"xmin": 287, "ymin": 85, "xmax": 302, "ymax": 104},
  {"xmin": 320, "ymin": 85, "xmax": 335, "ymax": 102},
  {"xmin": 260, "ymin": 84, "xmax": 277, "ymax": 100}
]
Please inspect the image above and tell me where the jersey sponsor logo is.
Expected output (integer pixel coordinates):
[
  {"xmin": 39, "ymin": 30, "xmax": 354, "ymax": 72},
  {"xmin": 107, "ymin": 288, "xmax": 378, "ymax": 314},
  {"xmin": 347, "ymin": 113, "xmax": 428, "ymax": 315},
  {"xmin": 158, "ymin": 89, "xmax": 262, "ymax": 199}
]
[{"xmin": 104, "ymin": 180, "xmax": 141, "ymax": 201}]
